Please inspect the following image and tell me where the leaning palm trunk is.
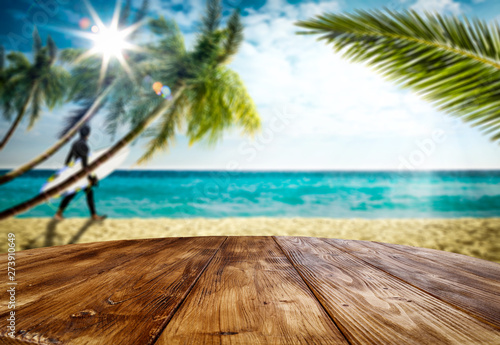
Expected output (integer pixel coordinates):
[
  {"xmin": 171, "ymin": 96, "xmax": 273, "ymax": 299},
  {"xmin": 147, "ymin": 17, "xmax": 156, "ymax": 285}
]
[
  {"xmin": 0, "ymin": 87, "xmax": 111, "ymax": 185},
  {"xmin": 0, "ymin": 83, "xmax": 37, "ymax": 151},
  {"xmin": 0, "ymin": 86, "xmax": 184, "ymax": 220}
]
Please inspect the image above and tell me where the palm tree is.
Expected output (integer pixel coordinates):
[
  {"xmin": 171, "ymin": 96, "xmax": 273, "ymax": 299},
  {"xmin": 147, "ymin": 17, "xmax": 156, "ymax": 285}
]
[
  {"xmin": 0, "ymin": 46, "xmax": 7, "ymax": 103},
  {"xmin": 0, "ymin": 0, "xmax": 150, "ymax": 185},
  {"xmin": 296, "ymin": 10, "xmax": 500, "ymax": 141},
  {"xmin": 0, "ymin": 45, "xmax": 13, "ymax": 123},
  {"xmin": 0, "ymin": 28, "xmax": 69, "ymax": 150},
  {"xmin": 0, "ymin": 0, "xmax": 260, "ymax": 219}
]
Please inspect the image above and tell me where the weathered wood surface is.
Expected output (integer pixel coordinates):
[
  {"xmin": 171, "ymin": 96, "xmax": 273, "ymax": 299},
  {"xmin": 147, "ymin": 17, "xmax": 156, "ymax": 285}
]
[
  {"xmin": 158, "ymin": 236, "xmax": 348, "ymax": 344},
  {"xmin": 325, "ymin": 238, "xmax": 500, "ymax": 328},
  {"xmin": 275, "ymin": 236, "xmax": 500, "ymax": 345},
  {"xmin": 379, "ymin": 242, "xmax": 500, "ymax": 281},
  {"xmin": 1, "ymin": 236, "xmax": 500, "ymax": 345},
  {"xmin": 0, "ymin": 237, "xmax": 226, "ymax": 344},
  {"xmin": 0, "ymin": 239, "xmax": 175, "ymax": 311}
]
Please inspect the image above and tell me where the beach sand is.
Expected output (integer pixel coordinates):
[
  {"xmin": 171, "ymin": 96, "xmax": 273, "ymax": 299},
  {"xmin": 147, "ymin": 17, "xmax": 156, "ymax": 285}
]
[{"xmin": 1, "ymin": 217, "xmax": 499, "ymax": 263}]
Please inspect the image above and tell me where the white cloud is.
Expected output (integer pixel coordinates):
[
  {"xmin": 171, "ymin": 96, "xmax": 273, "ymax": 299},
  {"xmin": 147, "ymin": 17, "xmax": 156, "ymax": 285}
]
[
  {"xmin": 230, "ymin": 0, "xmax": 439, "ymax": 142},
  {"xmin": 410, "ymin": 0, "xmax": 462, "ymax": 14},
  {"xmin": 127, "ymin": 0, "xmax": 497, "ymax": 171},
  {"xmin": 253, "ymin": 0, "xmax": 340, "ymax": 20},
  {"xmin": 146, "ymin": 0, "xmax": 206, "ymax": 27},
  {"xmin": 139, "ymin": 0, "xmax": 444, "ymax": 145},
  {"xmin": 5, "ymin": 0, "xmax": 499, "ymax": 170}
]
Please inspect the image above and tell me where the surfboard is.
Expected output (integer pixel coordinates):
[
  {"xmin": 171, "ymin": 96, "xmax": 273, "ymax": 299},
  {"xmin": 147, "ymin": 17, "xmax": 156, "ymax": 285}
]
[{"xmin": 40, "ymin": 146, "xmax": 130, "ymax": 198}]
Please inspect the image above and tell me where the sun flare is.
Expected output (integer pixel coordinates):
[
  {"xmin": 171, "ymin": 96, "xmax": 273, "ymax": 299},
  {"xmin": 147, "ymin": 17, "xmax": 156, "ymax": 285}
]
[
  {"xmin": 67, "ymin": 0, "xmax": 144, "ymax": 86},
  {"xmin": 90, "ymin": 26, "xmax": 129, "ymax": 58}
]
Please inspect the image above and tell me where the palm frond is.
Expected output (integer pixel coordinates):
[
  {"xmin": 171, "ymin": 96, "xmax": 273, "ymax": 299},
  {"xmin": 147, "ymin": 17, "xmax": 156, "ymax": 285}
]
[
  {"xmin": 6, "ymin": 52, "xmax": 30, "ymax": 71},
  {"xmin": 218, "ymin": 9, "xmax": 244, "ymax": 64},
  {"xmin": 42, "ymin": 66, "xmax": 70, "ymax": 109},
  {"xmin": 33, "ymin": 27, "xmax": 42, "ymax": 55},
  {"xmin": 105, "ymin": 97, "xmax": 127, "ymax": 139},
  {"xmin": 149, "ymin": 17, "xmax": 186, "ymax": 57},
  {"xmin": 67, "ymin": 60, "xmax": 110, "ymax": 101},
  {"xmin": 59, "ymin": 48, "xmax": 87, "ymax": 64},
  {"xmin": 126, "ymin": 94, "xmax": 163, "ymax": 130},
  {"xmin": 4, "ymin": 53, "xmax": 32, "ymax": 119},
  {"xmin": 46, "ymin": 35, "xmax": 57, "ymax": 65},
  {"xmin": 137, "ymin": 91, "xmax": 188, "ymax": 163},
  {"xmin": 0, "ymin": 72, "xmax": 23, "ymax": 121},
  {"xmin": 296, "ymin": 9, "xmax": 500, "ymax": 140},
  {"xmin": 28, "ymin": 85, "xmax": 42, "ymax": 129},
  {"xmin": 0, "ymin": 46, "xmax": 4, "ymax": 71},
  {"xmin": 1, "ymin": 84, "xmax": 15, "ymax": 121},
  {"xmin": 192, "ymin": 33, "xmax": 224, "ymax": 67},
  {"xmin": 0, "ymin": 45, "xmax": 5, "ymax": 102},
  {"xmin": 119, "ymin": 0, "xmax": 132, "ymax": 28},
  {"xmin": 186, "ymin": 66, "xmax": 260, "ymax": 145},
  {"xmin": 134, "ymin": 0, "xmax": 149, "ymax": 24},
  {"xmin": 202, "ymin": 0, "xmax": 222, "ymax": 34},
  {"xmin": 58, "ymin": 98, "xmax": 105, "ymax": 138},
  {"xmin": 104, "ymin": 75, "xmax": 139, "ymax": 138}
]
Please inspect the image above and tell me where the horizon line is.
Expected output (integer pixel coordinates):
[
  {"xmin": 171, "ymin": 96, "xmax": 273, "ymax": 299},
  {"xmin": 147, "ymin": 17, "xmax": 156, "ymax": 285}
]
[{"xmin": 1, "ymin": 167, "xmax": 500, "ymax": 173}]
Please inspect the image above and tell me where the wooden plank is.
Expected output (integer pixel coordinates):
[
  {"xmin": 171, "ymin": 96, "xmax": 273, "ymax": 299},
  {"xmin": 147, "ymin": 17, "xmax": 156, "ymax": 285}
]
[
  {"xmin": 378, "ymin": 242, "xmax": 500, "ymax": 281},
  {"xmin": 328, "ymin": 239, "xmax": 500, "ymax": 329},
  {"xmin": 0, "ymin": 237, "xmax": 226, "ymax": 344},
  {"xmin": 0, "ymin": 239, "xmax": 173, "ymax": 311},
  {"xmin": 156, "ymin": 236, "xmax": 349, "ymax": 345},
  {"xmin": 276, "ymin": 236, "xmax": 500, "ymax": 345},
  {"xmin": 0, "ymin": 336, "xmax": 30, "ymax": 345}
]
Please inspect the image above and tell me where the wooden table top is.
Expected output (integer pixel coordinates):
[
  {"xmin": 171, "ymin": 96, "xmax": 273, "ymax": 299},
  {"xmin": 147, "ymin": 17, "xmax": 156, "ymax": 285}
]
[{"xmin": 1, "ymin": 236, "xmax": 500, "ymax": 344}]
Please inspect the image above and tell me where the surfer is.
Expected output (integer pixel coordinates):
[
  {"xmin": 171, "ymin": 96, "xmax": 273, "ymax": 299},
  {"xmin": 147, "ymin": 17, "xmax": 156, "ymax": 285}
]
[{"xmin": 54, "ymin": 125, "xmax": 107, "ymax": 221}]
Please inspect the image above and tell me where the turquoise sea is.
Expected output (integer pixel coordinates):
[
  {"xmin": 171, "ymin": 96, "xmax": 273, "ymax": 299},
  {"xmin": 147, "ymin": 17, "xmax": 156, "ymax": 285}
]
[{"xmin": 1, "ymin": 170, "xmax": 500, "ymax": 218}]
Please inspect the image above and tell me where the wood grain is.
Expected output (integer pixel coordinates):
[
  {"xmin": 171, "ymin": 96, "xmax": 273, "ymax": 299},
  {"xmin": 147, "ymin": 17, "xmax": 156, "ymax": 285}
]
[
  {"xmin": 156, "ymin": 236, "xmax": 349, "ymax": 345},
  {"xmin": 378, "ymin": 242, "xmax": 500, "ymax": 281},
  {"xmin": 275, "ymin": 236, "xmax": 500, "ymax": 345},
  {"xmin": 0, "ymin": 237, "xmax": 226, "ymax": 344},
  {"xmin": 2, "ymin": 236, "xmax": 500, "ymax": 344},
  {"xmin": 0, "ymin": 239, "xmax": 173, "ymax": 311},
  {"xmin": 327, "ymin": 239, "xmax": 500, "ymax": 329}
]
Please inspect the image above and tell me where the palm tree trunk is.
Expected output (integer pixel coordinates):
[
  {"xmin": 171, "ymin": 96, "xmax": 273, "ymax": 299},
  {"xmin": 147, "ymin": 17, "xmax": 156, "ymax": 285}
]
[
  {"xmin": 0, "ymin": 87, "xmax": 111, "ymax": 185},
  {"xmin": 0, "ymin": 86, "xmax": 184, "ymax": 220},
  {"xmin": 0, "ymin": 84, "xmax": 37, "ymax": 151}
]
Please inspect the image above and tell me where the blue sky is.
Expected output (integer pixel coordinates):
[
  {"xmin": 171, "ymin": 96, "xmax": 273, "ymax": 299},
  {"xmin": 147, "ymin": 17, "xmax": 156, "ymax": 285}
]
[{"xmin": 1, "ymin": 0, "xmax": 500, "ymax": 171}]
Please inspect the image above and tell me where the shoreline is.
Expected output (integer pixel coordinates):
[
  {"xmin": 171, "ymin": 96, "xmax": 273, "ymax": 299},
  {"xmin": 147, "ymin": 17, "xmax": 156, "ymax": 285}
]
[{"xmin": 1, "ymin": 217, "xmax": 499, "ymax": 263}]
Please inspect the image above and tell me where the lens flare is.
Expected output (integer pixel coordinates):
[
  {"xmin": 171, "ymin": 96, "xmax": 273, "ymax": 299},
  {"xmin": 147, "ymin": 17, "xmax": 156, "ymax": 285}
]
[
  {"xmin": 161, "ymin": 86, "xmax": 171, "ymax": 98},
  {"xmin": 79, "ymin": 18, "xmax": 91, "ymax": 30},
  {"xmin": 152, "ymin": 82, "xmax": 163, "ymax": 95},
  {"xmin": 91, "ymin": 25, "xmax": 99, "ymax": 33},
  {"xmin": 152, "ymin": 82, "xmax": 173, "ymax": 99}
]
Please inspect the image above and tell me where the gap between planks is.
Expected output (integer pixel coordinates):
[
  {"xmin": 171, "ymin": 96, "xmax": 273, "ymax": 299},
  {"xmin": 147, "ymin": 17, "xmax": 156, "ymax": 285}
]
[
  {"xmin": 149, "ymin": 237, "xmax": 229, "ymax": 345},
  {"xmin": 327, "ymin": 238, "xmax": 500, "ymax": 330},
  {"xmin": 271, "ymin": 236, "xmax": 354, "ymax": 345},
  {"xmin": 274, "ymin": 236, "xmax": 500, "ymax": 344}
]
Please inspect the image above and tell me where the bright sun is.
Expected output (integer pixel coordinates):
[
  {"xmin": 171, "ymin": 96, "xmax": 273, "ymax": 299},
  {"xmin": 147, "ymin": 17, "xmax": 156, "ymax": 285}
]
[
  {"xmin": 68, "ymin": 0, "xmax": 143, "ymax": 86},
  {"xmin": 91, "ymin": 26, "xmax": 128, "ymax": 58}
]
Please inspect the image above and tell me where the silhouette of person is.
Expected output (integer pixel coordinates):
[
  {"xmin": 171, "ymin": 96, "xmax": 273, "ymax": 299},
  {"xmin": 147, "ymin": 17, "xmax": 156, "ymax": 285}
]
[{"xmin": 54, "ymin": 125, "xmax": 106, "ymax": 221}]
